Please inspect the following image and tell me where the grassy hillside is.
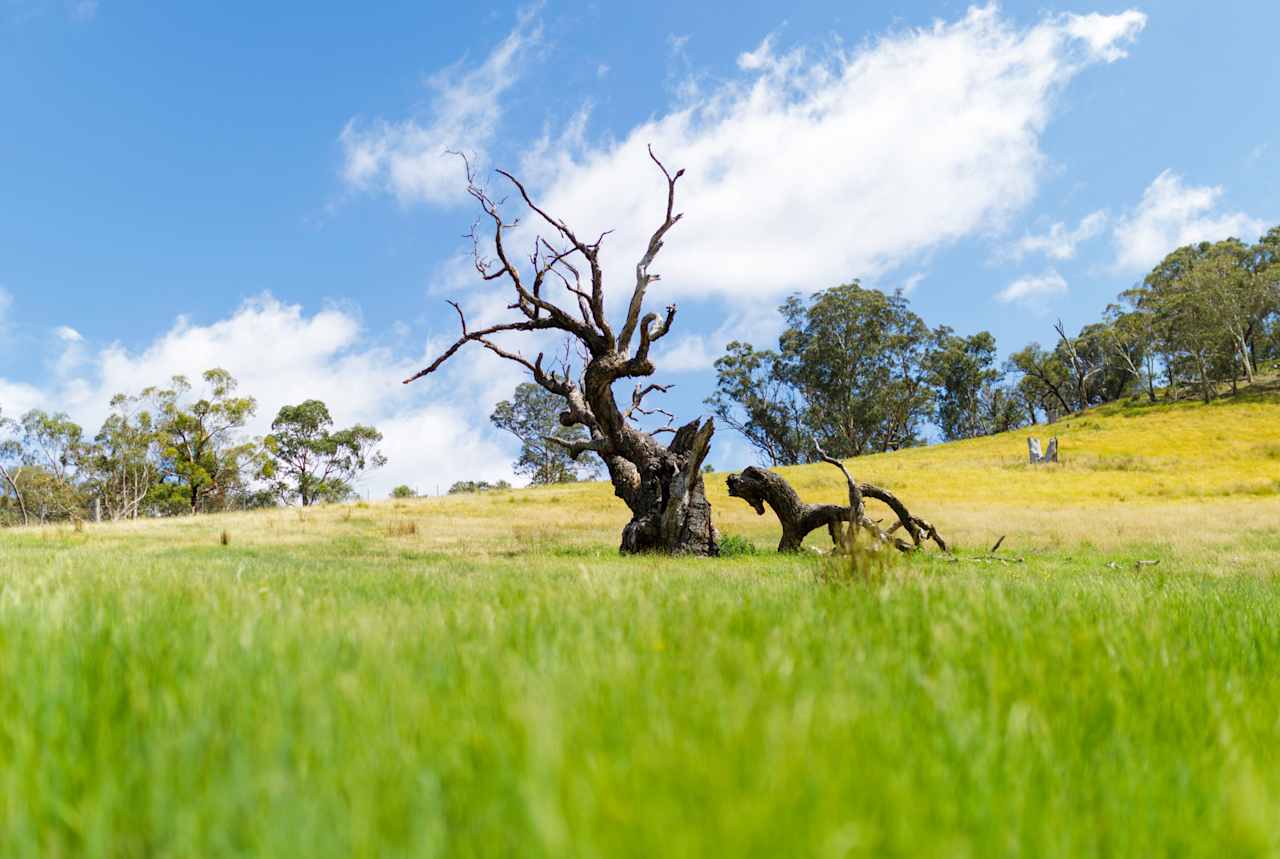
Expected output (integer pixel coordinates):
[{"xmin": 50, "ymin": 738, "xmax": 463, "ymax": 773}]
[{"xmin": 2, "ymin": 389, "xmax": 1279, "ymax": 857}]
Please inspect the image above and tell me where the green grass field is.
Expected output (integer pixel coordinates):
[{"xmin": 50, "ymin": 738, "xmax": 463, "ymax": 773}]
[{"xmin": 3, "ymin": 391, "xmax": 1280, "ymax": 857}]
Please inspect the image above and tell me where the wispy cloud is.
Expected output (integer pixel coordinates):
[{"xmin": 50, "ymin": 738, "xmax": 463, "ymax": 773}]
[
  {"xmin": 491, "ymin": 5, "xmax": 1147, "ymax": 303},
  {"xmin": 996, "ymin": 270, "xmax": 1068, "ymax": 307},
  {"xmin": 338, "ymin": 7, "xmax": 542, "ymax": 206},
  {"xmin": 1008, "ymin": 210, "xmax": 1108, "ymax": 261},
  {"xmin": 69, "ymin": 0, "xmax": 97, "ymax": 22}
]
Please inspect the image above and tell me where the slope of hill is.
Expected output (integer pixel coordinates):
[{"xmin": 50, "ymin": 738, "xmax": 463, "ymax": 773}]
[
  {"xmin": 354, "ymin": 384, "xmax": 1280, "ymax": 557},
  {"xmin": 19, "ymin": 383, "xmax": 1277, "ymax": 560}
]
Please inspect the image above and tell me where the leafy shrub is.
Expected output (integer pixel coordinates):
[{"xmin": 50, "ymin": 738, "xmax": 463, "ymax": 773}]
[{"xmin": 718, "ymin": 534, "xmax": 757, "ymax": 557}]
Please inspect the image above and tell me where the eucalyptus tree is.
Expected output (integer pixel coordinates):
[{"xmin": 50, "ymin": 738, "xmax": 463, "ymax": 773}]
[
  {"xmin": 0, "ymin": 407, "xmax": 28, "ymax": 526},
  {"xmin": 925, "ymin": 328, "xmax": 1006, "ymax": 440},
  {"xmin": 403, "ymin": 150, "xmax": 718, "ymax": 555},
  {"xmin": 710, "ymin": 283, "xmax": 934, "ymax": 463},
  {"xmin": 1006, "ymin": 344, "xmax": 1073, "ymax": 421},
  {"xmin": 264, "ymin": 400, "xmax": 385, "ymax": 506},
  {"xmin": 1103, "ymin": 301, "xmax": 1158, "ymax": 402},
  {"xmin": 148, "ymin": 369, "xmax": 259, "ymax": 514},
  {"xmin": 85, "ymin": 392, "xmax": 162, "ymax": 520},
  {"xmin": 706, "ymin": 342, "xmax": 808, "ymax": 466},
  {"xmin": 15, "ymin": 410, "xmax": 88, "ymax": 521},
  {"xmin": 490, "ymin": 383, "xmax": 595, "ymax": 485}
]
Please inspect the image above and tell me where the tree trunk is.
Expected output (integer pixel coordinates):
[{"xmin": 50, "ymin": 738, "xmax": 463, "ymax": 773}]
[
  {"xmin": 0, "ymin": 463, "xmax": 28, "ymax": 527},
  {"xmin": 726, "ymin": 466, "xmax": 846, "ymax": 551},
  {"xmin": 1237, "ymin": 335, "xmax": 1255, "ymax": 383},
  {"xmin": 613, "ymin": 418, "xmax": 718, "ymax": 555},
  {"xmin": 726, "ymin": 458, "xmax": 946, "ymax": 554},
  {"xmin": 404, "ymin": 148, "xmax": 721, "ymax": 555}
]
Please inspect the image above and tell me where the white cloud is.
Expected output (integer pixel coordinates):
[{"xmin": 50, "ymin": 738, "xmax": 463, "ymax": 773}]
[
  {"xmin": 7, "ymin": 296, "xmax": 519, "ymax": 496},
  {"xmin": 0, "ymin": 379, "xmax": 44, "ymax": 419},
  {"xmin": 1111, "ymin": 170, "xmax": 1265, "ymax": 273},
  {"xmin": 53, "ymin": 326, "xmax": 87, "ymax": 378},
  {"xmin": 1062, "ymin": 10, "xmax": 1147, "ymax": 62},
  {"xmin": 900, "ymin": 272, "xmax": 926, "ymax": 295},
  {"xmin": 996, "ymin": 269, "xmax": 1068, "ymax": 306},
  {"xmin": 69, "ymin": 0, "xmax": 97, "ymax": 22},
  {"xmin": 653, "ymin": 304, "xmax": 783, "ymax": 373},
  {"xmin": 345, "ymin": 6, "xmax": 1145, "ymax": 305},
  {"xmin": 654, "ymin": 335, "xmax": 720, "ymax": 373},
  {"xmin": 495, "ymin": 5, "xmax": 1144, "ymax": 304},
  {"xmin": 338, "ymin": 9, "xmax": 541, "ymax": 205},
  {"xmin": 1009, "ymin": 210, "xmax": 1107, "ymax": 260}
]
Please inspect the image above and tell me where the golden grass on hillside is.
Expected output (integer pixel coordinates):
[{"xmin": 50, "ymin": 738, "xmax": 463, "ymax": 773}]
[{"xmin": 13, "ymin": 388, "xmax": 1280, "ymax": 559}]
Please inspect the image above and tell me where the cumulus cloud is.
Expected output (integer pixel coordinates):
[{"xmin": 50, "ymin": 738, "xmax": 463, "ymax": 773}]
[
  {"xmin": 652, "ymin": 303, "xmax": 784, "ymax": 373},
  {"xmin": 996, "ymin": 270, "xmax": 1068, "ymax": 306},
  {"xmin": 344, "ymin": 5, "xmax": 1145, "ymax": 305},
  {"xmin": 1009, "ymin": 210, "xmax": 1108, "ymax": 261},
  {"xmin": 516, "ymin": 5, "xmax": 1144, "ymax": 304},
  {"xmin": 7, "ymin": 297, "xmax": 519, "ymax": 496},
  {"xmin": 1111, "ymin": 170, "xmax": 1265, "ymax": 273},
  {"xmin": 1063, "ymin": 10, "xmax": 1147, "ymax": 62},
  {"xmin": 338, "ymin": 8, "xmax": 542, "ymax": 205}
]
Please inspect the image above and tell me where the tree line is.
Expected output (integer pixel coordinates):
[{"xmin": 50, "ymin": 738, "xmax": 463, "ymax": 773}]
[
  {"xmin": 709, "ymin": 227, "xmax": 1280, "ymax": 465},
  {"xmin": 0, "ymin": 368, "xmax": 385, "ymax": 526}
]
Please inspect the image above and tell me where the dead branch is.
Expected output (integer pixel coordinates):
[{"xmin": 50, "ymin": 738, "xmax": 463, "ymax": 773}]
[
  {"xmin": 725, "ymin": 447, "xmax": 947, "ymax": 554},
  {"xmin": 402, "ymin": 147, "xmax": 719, "ymax": 555}
]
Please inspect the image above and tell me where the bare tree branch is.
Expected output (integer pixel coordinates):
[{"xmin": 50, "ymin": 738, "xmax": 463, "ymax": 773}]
[
  {"xmin": 402, "ymin": 149, "xmax": 718, "ymax": 555},
  {"xmin": 618, "ymin": 146, "xmax": 685, "ymax": 353}
]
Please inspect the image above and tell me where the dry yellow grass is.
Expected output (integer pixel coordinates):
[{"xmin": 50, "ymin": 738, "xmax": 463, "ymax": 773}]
[{"xmin": 21, "ymin": 386, "xmax": 1278, "ymax": 563}]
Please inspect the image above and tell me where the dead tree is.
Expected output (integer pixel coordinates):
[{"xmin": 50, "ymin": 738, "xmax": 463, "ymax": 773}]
[
  {"xmin": 404, "ymin": 149, "xmax": 718, "ymax": 555},
  {"xmin": 726, "ymin": 446, "xmax": 946, "ymax": 553}
]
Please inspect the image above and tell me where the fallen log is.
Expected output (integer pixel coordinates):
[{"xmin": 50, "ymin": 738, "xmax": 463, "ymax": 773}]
[{"xmin": 725, "ymin": 446, "xmax": 947, "ymax": 554}]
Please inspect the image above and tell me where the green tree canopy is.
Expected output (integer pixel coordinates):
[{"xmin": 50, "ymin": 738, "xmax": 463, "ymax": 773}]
[
  {"xmin": 709, "ymin": 282, "xmax": 935, "ymax": 463},
  {"xmin": 490, "ymin": 383, "xmax": 595, "ymax": 485},
  {"xmin": 147, "ymin": 369, "xmax": 260, "ymax": 514},
  {"xmin": 264, "ymin": 399, "xmax": 386, "ymax": 506}
]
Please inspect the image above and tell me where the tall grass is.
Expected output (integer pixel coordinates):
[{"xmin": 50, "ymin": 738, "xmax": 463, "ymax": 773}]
[
  {"xmin": 1, "ymin": 389, "xmax": 1279, "ymax": 856},
  {"xmin": 3, "ymin": 540, "xmax": 1280, "ymax": 857}
]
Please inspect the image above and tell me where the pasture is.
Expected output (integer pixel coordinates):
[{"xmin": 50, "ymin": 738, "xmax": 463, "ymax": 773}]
[{"xmin": 2, "ymin": 391, "xmax": 1279, "ymax": 857}]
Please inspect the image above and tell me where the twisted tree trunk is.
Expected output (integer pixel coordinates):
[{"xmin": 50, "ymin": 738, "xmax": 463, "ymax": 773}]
[
  {"xmin": 726, "ymin": 453, "xmax": 946, "ymax": 554},
  {"xmin": 404, "ymin": 149, "xmax": 720, "ymax": 555}
]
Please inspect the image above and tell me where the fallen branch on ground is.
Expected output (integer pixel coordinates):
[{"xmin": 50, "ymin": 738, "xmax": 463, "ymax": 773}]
[{"xmin": 725, "ymin": 443, "xmax": 947, "ymax": 554}]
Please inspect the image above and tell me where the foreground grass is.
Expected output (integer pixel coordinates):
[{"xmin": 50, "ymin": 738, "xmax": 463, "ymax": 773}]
[
  {"xmin": 4, "ymin": 526, "xmax": 1280, "ymax": 857},
  {"xmin": 2, "ymin": 389, "xmax": 1279, "ymax": 856}
]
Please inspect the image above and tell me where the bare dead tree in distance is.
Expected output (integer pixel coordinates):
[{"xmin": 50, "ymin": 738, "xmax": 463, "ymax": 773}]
[{"xmin": 404, "ymin": 148, "xmax": 719, "ymax": 555}]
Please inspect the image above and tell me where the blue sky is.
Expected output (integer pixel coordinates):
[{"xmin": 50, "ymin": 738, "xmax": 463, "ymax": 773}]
[{"xmin": 1, "ymin": 1, "xmax": 1276, "ymax": 492}]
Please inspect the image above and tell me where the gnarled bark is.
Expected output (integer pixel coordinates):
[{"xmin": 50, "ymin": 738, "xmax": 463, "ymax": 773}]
[
  {"xmin": 726, "ymin": 452, "xmax": 946, "ymax": 554},
  {"xmin": 405, "ymin": 149, "xmax": 719, "ymax": 555}
]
